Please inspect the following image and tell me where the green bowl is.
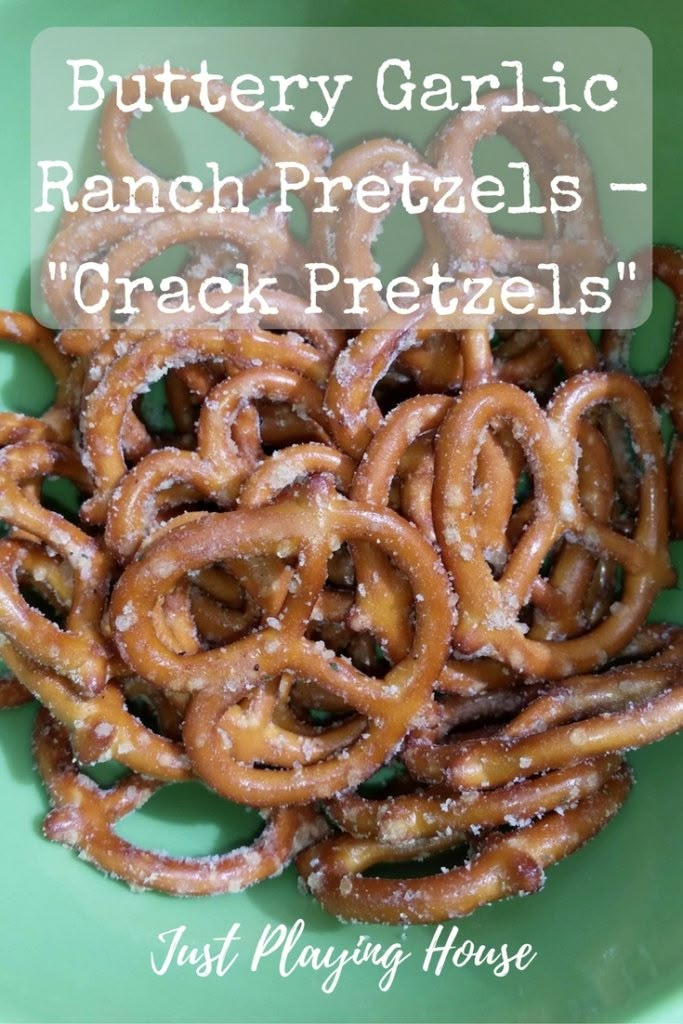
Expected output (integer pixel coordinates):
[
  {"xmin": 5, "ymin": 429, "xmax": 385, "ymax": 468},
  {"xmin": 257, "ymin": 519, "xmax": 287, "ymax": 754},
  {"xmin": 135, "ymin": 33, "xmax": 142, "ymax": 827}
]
[{"xmin": 1, "ymin": 1, "xmax": 682, "ymax": 1021}]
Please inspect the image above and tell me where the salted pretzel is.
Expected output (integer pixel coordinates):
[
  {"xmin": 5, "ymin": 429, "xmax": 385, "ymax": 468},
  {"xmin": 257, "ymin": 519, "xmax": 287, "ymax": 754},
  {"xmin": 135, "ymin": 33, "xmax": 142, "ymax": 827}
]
[
  {"xmin": 2, "ymin": 643, "xmax": 190, "ymax": 780},
  {"xmin": 98, "ymin": 67, "xmax": 330, "ymax": 215},
  {"xmin": 349, "ymin": 386, "xmax": 621, "ymax": 666},
  {"xmin": 0, "ymin": 311, "xmax": 73, "ymax": 440},
  {"xmin": 602, "ymin": 245, "xmax": 683, "ymax": 536},
  {"xmin": 109, "ymin": 477, "xmax": 452, "ymax": 805},
  {"xmin": 105, "ymin": 367, "xmax": 332, "ymax": 562},
  {"xmin": 433, "ymin": 373, "xmax": 674, "ymax": 678},
  {"xmin": 44, "ymin": 210, "xmax": 168, "ymax": 336},
  {"xmin": 310, "ymin": 139, "xmax": 447, "ymax": 324},
  {"xmin": 127, "ymin": 291, "xmax": 345, "ymax": 423},
  {"xmin": 0, "ymin": 527, "xmax": 186, "ymax": 774},
  {"xmin": 0, "ymin": 540, "xmax": 73, "ymax": 709},
  {"xmin": 348, "ymin": 393, "xmax": 526, "ymax": 661},
  {"xmin": 429, "ymin": 89, "xmax": 612, "ymax": 288},
  {"xmin": 0, "ymin": 444, "xmax": 111, "ymax": 692},
  {"xmin": 34, "ymin": 709, "xmax": 328, "ymax": 895},
  {"xmin": 44, "ymin": 61, "xmax": 331, "ymax": 335},
  {"xmin": 73, "ymin": 209, "xmax": 306, "ymax": 334},
  {"xmin": 297, "ymin": 765, "xmax": 631, "ymax": 923},
  {"xmin": 79, "ymin": 328, "xmax": 331, "ymax": 524},
  {"xmin": 324, "ymin": 286, "xmax": 597, "ymax": 459},
  {"xmin": 326, "ymin": 755, "xmax": 620, "ymax": 843},
  {"xmin": 0, "ymin": 411, "xmax": 57, "ymax": 448},
  {"xmin": 404, "ymin": 633, "xmax": 683, "ymax": 789},
  {"xmin": 524, "ymin": 420, "xmax": 618, "ymax": 641}
]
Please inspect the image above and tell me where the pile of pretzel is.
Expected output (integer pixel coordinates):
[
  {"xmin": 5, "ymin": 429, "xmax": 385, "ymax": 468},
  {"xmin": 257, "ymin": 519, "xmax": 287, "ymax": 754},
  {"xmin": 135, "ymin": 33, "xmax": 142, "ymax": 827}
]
[{"xmin": 0, "ymin": 72, "xmax": 682, "ymax": 924}]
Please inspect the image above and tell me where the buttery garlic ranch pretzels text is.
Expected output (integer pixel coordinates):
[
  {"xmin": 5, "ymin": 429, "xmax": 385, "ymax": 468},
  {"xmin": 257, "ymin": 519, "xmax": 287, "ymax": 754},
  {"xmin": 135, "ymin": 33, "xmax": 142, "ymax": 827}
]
[
  {"xmin": 34, "ymin": 55, "xmax": 625, "ymax": 324},
  {"xmin": 39, "ymin": 56, "xmax": 617, "ymax": 216},
  {"xmin": 67, "ymin": 57, "xmax": 619, "ymax": 123}
]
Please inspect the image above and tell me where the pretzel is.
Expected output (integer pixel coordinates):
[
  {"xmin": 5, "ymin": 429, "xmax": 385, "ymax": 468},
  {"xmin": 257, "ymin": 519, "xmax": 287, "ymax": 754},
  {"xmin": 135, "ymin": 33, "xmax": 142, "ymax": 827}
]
[
  {"xmin": 349, "ymin": 385, "xmax": 621, "ymax": 669},
  {"xmin": 324, "ymin": 285, "xmax": 597, "ymax": 460},
  {"xmin": 0, "ymin": 539, "xmax": 67, "ymax": 709},
  {"xmin": 404, "ymin": 633, "xmax": 683, "ymax": 789},
  {"xmin": 2, "ymin": 642, "xmax": 190, "ymax": 780},
  {"xmin": 0, "ymin": 411, "xmax": 57, "ymax": 448},
  {"xmin": 79, "ymin": 328, "xmax": 331, "ymax": 525},
  {"xmin": 71, "ymin": 209, "xmax": 307, "ymax": 334},
  {"xmin": 34, "ymin": 708, "xmax": 328, "ymax": 895},
  {"xmin": 105, "ymin": 367, "xmax": 332, "ymax": 562},
  {"xmin": 98, "ymin": 67, "xmax": 330, "ymax": 215},
  {"xmin": 349, "ymin": 394, "xmax": 524, "ymax": 661},
  {"xmin": 109, "ymin": 478, "xmax": 452, "ymax": 804},
  {"xmin": 296, "ymin": 765, "xmax": 631, "ymax": 923},
  {"xmin": 0, "ymin": 445, "xmax": 111, "ymax": 692},
  {"xmin": 239, "ymin": 443, "xmax": 354, "ymax": 511},
  {"xmin": 44, "ymin": 60, "xmax": 331, "ymax": 336},
  {"xmin": 310, "ymin": 139, "xmax": 447, "ymax": 324},
  {"xmin": 139, "ymin": 291, "xmax": 344, "ymax": 433},
  {"xmin": 526, "ymin": 421, "xmax": 617, "ymax": 641},
  {"xmin": 602, "ymin": 245, "xmax": 683, "ymax": 536},
  {"xmin": 428, "ymin": 89, "xmax": 612, "ymax": 289},
  {"xmin": 0, "ymin": 311, "xmax": 73, "ymax": 440},
  {"xmin": 385, "ymin": 326, "xmax": 566, "ymax": 401},
  {"xmin": 326, "ymin": 754, "xmax": 621, "ymax": 843},
  {"xmin": 433, "ymin": 373, "xmax": 674, "ymax": 678}
]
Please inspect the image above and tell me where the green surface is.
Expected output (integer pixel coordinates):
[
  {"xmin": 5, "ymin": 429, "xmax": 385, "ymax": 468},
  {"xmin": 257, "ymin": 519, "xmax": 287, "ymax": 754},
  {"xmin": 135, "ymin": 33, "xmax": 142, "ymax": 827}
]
[{"xmin": 0, "ymin": 1, "xmax": 682, "ymax": 1022}]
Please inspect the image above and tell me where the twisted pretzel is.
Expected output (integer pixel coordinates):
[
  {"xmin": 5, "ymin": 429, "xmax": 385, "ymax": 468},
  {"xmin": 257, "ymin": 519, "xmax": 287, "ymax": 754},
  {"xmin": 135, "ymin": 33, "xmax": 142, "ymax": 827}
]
[
  {"xmin": 35, "ymin": 709, "xmax": 328, "ymax": 895},
  {"xmin": 79, "ymin": 329, "xmax": 331, "ymax": 524},
  {"xmin": 105, "ymin": 367, "xmax": 331, "ymax": 562},
  {"xmin": 297, "ymin": 765, "xmax": 630, "ymax": 923},
  {"xmin": 110, "ymin": 478, "xmax": 452, "ymax": 804},
  {"xmin": 404, "ymin": 634, "xmax": 683, "ymax": 789},
  {"xmin": 99, "ymin": 67, "xmax": 330, "ymax": 214},
  {"xmin": 433, "ymin": 373, "xmax": 674, "ymax": 677},
  {"xmin": 326, "ymin": 754, "xmax": 621, "ymax": 843},
  {"xmin": 429, "ymin": 89, "xmax": 612, "ymax": 286},
  {"xmin": 602, "ymin": 245, "xmax": 683, "ymax": 536},
  {"xmin": 0, "ymin": 445, "xmax": 111, "ymax": 692}
]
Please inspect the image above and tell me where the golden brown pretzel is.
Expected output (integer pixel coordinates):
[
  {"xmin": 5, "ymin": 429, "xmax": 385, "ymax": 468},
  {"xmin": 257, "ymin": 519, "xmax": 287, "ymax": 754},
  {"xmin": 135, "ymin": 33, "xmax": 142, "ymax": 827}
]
[
  {"xmin": 404, "ymin": 633, "xmax": 683, "ymax": 789},
  {"xmin": 70, "ymin": 209, "xmax": 306, "ymax": 334},
  {"xmin": 0, "ymin": 310, "xmax": 73, "ymax": 441},
  {"xmin": 326, "ymin": 755, "xmax": 620, "ymax": 843},
  {"xmin": 602, "ymin": 245, "xmax": 683, "ymax": 536},
  {"xmin": 0, "ymin": 446, "xmax": 111, "ymax": 692},
  {"xmin": 2, "ymin": 642, "xmax": 190, "ymax": 780},
  {"xmin": 527, "ymin": 421, "xmax": 617, "ymax": 641},
  {"xmin": 110, "ymin": 478, "xmax": 452, "ymax": 804},
  {"xmin": 429, "ymin": 89, "xmax": 612, "ymax": 287},
  {"xmin": 310, "ymin": 139, "xmax": 447, "ymax": 324},
  {"xmin": 433, "ymin": 373, "xmax": 674, "ymax": 678},
  {"xmin": 44, "ymin": 60, "xmax": 331, "ymax": 336},
  {"xmin": 34, "ymin": 708, "xmax": 328, "ymax": 895},
  {"xmin": 104, "ymin": 367, "xmax": 332, "ymax": 562},
  {"xmin": 324, "ymin": 285, "xmax": 597, "ymax": 460},
  {"xmin": 79, "ymin": 328, "xmax": 331, "ymax": 524},
  {"xmin": 349, "ymin": 394, "xmax": 522, "ymax": 661},
  {"xmin": 297, "ymin": 766, "xmax": 631, "ymax": 923},
  {"xmin": 98, "ymin": 66, "xmax": 330, "ymax": 214},
  {"xmin": 0, "ymin": 540, "xmax": 72, "ymax": 709}
]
